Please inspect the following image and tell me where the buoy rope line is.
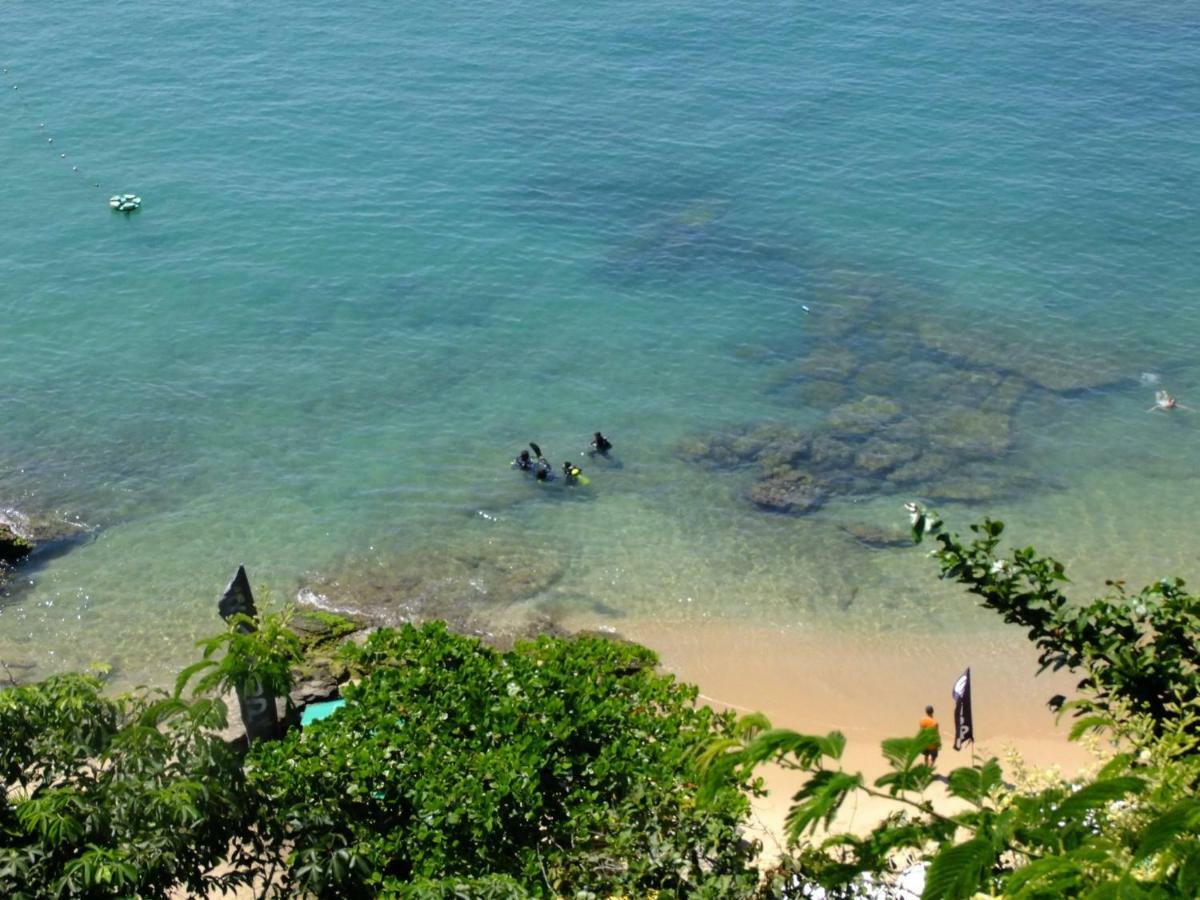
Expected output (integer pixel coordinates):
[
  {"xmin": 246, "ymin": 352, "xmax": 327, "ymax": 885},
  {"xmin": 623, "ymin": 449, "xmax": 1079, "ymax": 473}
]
[{"xmin": 2, "ymin": 61, "xmax": 139, "ymax": 211}]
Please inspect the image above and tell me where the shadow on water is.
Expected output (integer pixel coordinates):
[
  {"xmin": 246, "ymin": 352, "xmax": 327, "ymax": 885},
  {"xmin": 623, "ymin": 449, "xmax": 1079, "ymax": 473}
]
[
  {"xmin": 597, "ymin": 210, "xmax": 813, "ymax": 290},
  {"xmin": 498, "ymin": 166, "xmax": 733, "ymax": 232},
  {"xmin": 0, "ymin": 510, "xmax": 98, "ymax": 612},
  {"xmin": 497, "ymin": 167, "xmax": 821, "ymax": 288}
]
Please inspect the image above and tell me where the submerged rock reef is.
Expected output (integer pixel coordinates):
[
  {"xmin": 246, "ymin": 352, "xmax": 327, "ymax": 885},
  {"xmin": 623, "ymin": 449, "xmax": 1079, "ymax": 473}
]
[
  {"xmin": 679, "ymin": 274, "xmax": 1130, "ymax": 514},
  {"xmin": 296, "ymin": 539, "xmax": 570, "ymax": 651}
]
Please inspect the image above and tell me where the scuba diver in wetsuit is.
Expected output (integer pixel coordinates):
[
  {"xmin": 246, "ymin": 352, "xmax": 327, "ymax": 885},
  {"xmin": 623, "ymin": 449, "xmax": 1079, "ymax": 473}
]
[
  {"xmin": 561, "ymin": 460, "xmax": 588, "ymax": 485},
  {"xmin": 589, "ymin": 432, "xmax": 613, "ymax": 457},
  {"xmin": 526, "ymin": 442, "xmax": 555, "ymax": 481}
]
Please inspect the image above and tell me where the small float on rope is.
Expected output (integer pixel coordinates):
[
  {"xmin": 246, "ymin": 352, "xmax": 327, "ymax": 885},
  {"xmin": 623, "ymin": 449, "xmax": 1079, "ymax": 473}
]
[{"xmin": 109, "ymin": 193, "xmax": 141, "ymax": 213}]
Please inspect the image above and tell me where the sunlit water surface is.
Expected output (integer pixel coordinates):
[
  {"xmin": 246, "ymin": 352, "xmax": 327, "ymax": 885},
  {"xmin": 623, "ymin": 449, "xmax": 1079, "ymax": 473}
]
[{"xmin": 2, "ymin": 1, "xmax": 1199, "ymax": 687}]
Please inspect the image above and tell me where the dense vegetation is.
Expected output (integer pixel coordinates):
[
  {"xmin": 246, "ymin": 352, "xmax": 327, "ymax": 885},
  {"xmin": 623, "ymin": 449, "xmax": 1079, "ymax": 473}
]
[
  {"xmin": 0, "ymin": 672, "xmax": 258, "ymax": 898},
  {"xmin": 2, "ymin": 508, "xmax": 1199, "ymax": 897},
  {"xmin": 0, "ymin": 621, "xmax": 757, "ymax": 898},
  {"xmin": 250, "ymin": 624, "xmax": 758, "ymax": 897}
]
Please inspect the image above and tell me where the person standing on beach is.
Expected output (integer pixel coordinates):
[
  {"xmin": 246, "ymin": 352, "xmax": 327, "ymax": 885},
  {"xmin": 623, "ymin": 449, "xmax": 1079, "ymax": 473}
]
[{"xmin": 919, "ymin": 705, "xmax": 940, "ymax": 767}]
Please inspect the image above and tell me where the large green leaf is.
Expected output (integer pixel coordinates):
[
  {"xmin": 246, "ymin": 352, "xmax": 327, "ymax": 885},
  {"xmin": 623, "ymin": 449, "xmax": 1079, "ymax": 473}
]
[
  {"xmin": 946, "ymin": 758, "xmax": 1003, "ymax": 806},
  {"xmin": 946, "ymin": 767, "xmax": 982, "ymax": 804},
  {"xmin": 816, "ymin": 730, "xmax": 847, "ymax": 761},
  {"xmin": 740, "ymin": 729, "xmax": 832, "ymax": 768},
  {"xmin": 874, "ymin": 763, "xmax": 934, "ymax": 796},
  {"xmin": 1056, "ymin": 777, "xmax": 1145, "ymax": 824},
  {"xmin": 882, "ymin": 729, "xmax": 936, "ymax": 771},
  {"xmin": 1177, "ymin": 844, "xmax": 1200, "ymax": 896},
  {"xmin": 1080, "ymin": 874, "xmax": 1156, "ymax": 899},
  {"xmin": 1134, "ymin": 799, "xmax": 1200, "ymax": 861},
  {"xmin": 921, "ymin": 837, "xmax": 995, "ymax": 900},
  {"xmin": 1002, "ymin": 855, "xmax": 1083, "ymax": 898},
  {"xmin": 784, "ymin": 770, "xmax": 863, "ymax": 842}
]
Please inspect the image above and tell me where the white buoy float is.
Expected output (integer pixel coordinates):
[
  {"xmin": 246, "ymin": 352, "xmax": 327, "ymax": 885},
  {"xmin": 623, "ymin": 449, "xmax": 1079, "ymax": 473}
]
[{"xmin": 109, "ymin": 193, "xmax": 141, "ymax": 212}]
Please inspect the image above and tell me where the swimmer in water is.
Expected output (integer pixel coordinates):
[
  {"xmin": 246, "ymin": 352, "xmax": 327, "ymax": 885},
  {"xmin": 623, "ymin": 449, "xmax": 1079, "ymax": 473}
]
[
  {"xmin": 514, "ymin": 449, "xmax": 534, "ymax": 472},
  {"xmin": 588, "ymin": 431, "xmax": 613, "ymax": 457},
  {"xmin": 561, "ymin": 461, "xmax": 588, "ymax": 485},
  {"xmin": 1148, "ymin": 390, "xmax": 1190, "ymax": 412},
  {"xmin": 525, "ymin": 442, "xmax": 555, "ymax": 481}
]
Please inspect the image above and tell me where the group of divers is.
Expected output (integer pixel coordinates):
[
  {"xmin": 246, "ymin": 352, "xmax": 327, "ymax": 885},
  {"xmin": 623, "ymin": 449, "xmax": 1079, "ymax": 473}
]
[{"xmin": 513, "ymin": 432, "xmax": 615, "ymax": 486}]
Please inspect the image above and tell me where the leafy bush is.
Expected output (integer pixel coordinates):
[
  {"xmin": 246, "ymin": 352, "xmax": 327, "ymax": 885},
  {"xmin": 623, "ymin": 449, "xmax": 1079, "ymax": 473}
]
[
  {"xmin": 248, "ymin": 622, "xmax": 759, "ymax": 898},
  {"xmin": 0, "ymin": 672, "xmax": 259, "ymax": 899}
]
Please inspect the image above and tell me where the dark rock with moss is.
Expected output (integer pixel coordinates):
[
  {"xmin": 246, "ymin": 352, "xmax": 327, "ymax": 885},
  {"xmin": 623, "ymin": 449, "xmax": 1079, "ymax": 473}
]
[
  {"xmin": 673, "ymin": 432, "xmax": 752, "ymax": 470},
  {"xmin": 925, "ymin": 408, "xmax": 1013, "ymax": 459},
  {"xmin": 854, "ymin": 437, "xmax": 919, "ymax": 475},
  {"xmin": 288, "ymin": 608, "xmax": 362, "ymax": 647},
  {"xmin": 747, "ymin": 471, "xmax": 826, "ymax": 514},
  {"xmin": 837, "ymin": 521, "xmax": 913, "ymax": 549},
  {"xmin": 827, "ymin": 395, "xmax": 903, "ymax": 436},
  {"xmin": 886, "ymin": 452, "xmax": 954, "ymax": 486},
  {"xmin": 916, "ymin": 320, "xmax": 1127, "ymax": 393},
  {"xmin": 807, "ymin": 434, "xmax": 857, "ymax": 469},
  {"xmin": 852, "ymin": 361, "xmax": 905, "ymax": 396},
  {"xmin": 0, "ymin": 507, "xmax": 94, "ymax": 576},
  {"xmin": 790, "ymin": 347, "xmax": 860, "ymax": 381},
  {"xmin": 675, "ymin": 274, "xmax": 1132, "ymax": 514},
  {"xmin": 289, "ymin": 661, "xmax": 342, "ymax": 708},
  {"xmin": 0, "ymin": 524, "xmax": 33, "ymax": 565}
]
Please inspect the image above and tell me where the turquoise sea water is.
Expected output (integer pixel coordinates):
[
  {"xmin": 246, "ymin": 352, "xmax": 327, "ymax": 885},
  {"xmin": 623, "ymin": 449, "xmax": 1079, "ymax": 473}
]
[{"xmin": 3, "ymin": 1, "xmax": 1200, "ymax": 687}]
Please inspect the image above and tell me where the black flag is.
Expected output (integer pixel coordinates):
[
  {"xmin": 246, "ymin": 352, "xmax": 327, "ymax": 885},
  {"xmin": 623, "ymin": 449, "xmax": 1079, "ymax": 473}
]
[
  {"xmin": 218, "ymin": 566, "xmax": 282, "ymax": 745},
  {"xmin": 952, "ymin": 668, "xmax": 974, "ymax": 751}
]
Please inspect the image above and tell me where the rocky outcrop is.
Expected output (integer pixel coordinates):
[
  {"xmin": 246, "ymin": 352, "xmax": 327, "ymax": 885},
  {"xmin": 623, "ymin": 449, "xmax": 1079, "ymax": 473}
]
[
  {"xmin": 0, "ymin": 507, "xmax": 93, "ymax": 570},
  {"xmin": 0, "ymin": 523, "xmax": 32, "ymax": 565}
]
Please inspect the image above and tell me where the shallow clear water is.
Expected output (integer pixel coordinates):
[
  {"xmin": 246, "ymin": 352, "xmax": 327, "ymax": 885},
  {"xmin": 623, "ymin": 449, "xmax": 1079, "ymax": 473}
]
[{"xmin": 3, "ymin": 0, "xmax": 1199, "ymax": 687}]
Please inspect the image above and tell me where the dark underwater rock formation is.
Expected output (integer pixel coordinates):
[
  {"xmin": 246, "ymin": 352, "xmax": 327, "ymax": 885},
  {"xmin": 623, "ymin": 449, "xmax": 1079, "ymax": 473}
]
[
  {"xmin": 747, "ymin": 472, "xmax": 826, "ymax": 514},
  {"xmin": 295, "ymin": 541, "xmax": 569, "ymax": 651},
  {"xmin": 836, "ymin": 521, "xmax": 912, "ymax": 549},
  {"xmin": 677, "ymin": 269, "xmax": 1141, "ymax": 514}
]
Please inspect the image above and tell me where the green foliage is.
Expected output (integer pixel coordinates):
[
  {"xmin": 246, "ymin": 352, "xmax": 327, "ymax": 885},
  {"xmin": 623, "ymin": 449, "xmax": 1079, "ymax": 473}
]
[
  {"xmin": 388, "ymin": 873, "xmax": 532, "ymax": 898},
  {"xmin": 248, "ymin": 622, "xmax": 760, "ymax": 897},
  {"xmin": 0, "ymin": 673, "xmax": 259, "ymax": 898},
  {"xmin": 786, "ymin": 770, "xmax": 865, "ymax": 839},
  {"xmin": 178, "ymin": 607, "xmax": 302, "ymax": 703},
  {"xmin": 302, "ymin": 607, "xmax": 360, "ymax": 637}
]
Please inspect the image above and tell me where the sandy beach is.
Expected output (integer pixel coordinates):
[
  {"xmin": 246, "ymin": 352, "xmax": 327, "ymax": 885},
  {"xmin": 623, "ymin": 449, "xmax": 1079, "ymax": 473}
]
[{"xmin": 619, "ymin": 619, "xmax": 1096, "ymax": 860}]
